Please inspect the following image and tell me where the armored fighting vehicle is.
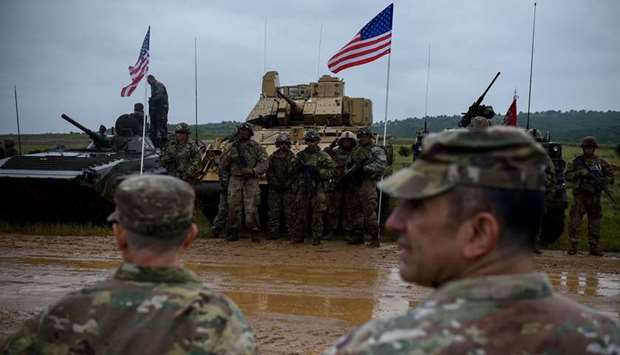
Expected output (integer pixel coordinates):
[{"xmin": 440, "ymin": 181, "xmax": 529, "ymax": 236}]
[
  {"xmin": 194, "ymin": 71, "xmax": 389, "ymax": 221},
  {"xmin": 0, "ymin": 114, "xmax": 163, "ymax": 223}
]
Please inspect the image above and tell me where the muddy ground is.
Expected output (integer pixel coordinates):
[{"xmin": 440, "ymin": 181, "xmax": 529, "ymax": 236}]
[{"xmin": 0, "ymin": 234, "xmax": 619, "ymax": 354}]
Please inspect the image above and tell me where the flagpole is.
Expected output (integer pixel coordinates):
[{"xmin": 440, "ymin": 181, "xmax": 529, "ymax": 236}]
[
  {"xmin": 140, "ymin": 26, "xmax": 150, "ymax": 175},
  {"xmin": 377, "ymin": 52, "xmax": 392, "ymax": 242},
  {"xmin": 526, "ymin": 2, "xmax": 537, "ymax": 130},
  {"xmin": 423, "ymin": 43, "xmax": 431, "ymax": 132},
  {"xmin": 194, "ymin": 37, "xmax": 199, "ymax": 142},
  {"xmin": 13, "ymin": 85, "xmax": 22, "ymax": 155},
  {"xmin": 316, "ymin": 23, "xmax": 323, "ymax": 80}
]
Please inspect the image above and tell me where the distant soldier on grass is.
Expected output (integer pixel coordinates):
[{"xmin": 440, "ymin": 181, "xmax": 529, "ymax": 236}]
[
  {"xmin": 2, "ymin": 175, "xmax": 257, "ymax": 354},
  {"xmin": 266, "ymin": 133, "xmax": 297, "ymax": 239},
  {"xmin": 325, "ymin": 127, "xmax": 620, "ymax": 355},
  {"xmin": 219, "ymin": 123, "xmax": 268, "ymax": 242},
  {"xmin": 566, "ymin": 136, "xmax": 614, "ymax": 256},
  {"xmin": 160, "ymin": 123, "xmax": 201, "ymax": 182}
]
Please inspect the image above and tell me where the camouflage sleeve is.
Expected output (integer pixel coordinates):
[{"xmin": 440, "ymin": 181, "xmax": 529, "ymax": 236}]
[
  {"xmin": 602, "ymin": 159, "xmax": 614, "ymax": 186},
  {"xmin": 266, "ymin": 154, "xmax": 276, "ymax": 185},
  {"xmin": 544, "ymin": 154, "xmax": 557, "ymax": 197},
  {"xmin": 565, "ymin": 158, "xmax": 582, "ymax": 183},
  {"xmin": 318, "ymin": 152, "xmax": 336, "ymax": 181},
  {"xmin": 363, "ymin": 146, "xmax": 387, "ymax": 175},
  {"xmin": 1, "ymin": 312, "xmax": 43, "ymax": 354},
  {"xmin": 187, "ymin": 144, "xmax": 204, "ymax": 179},
  {"xmin": 322, "ymin": 320, "xmax": 382, "ymax": 355},
  {"xmin": 219, "ymin": 146, "xmax": 232, "ymax": 171},
  {"xmin": 160, "ymin": 146, "xmax": 174, "ymax": 172},
  {"xmin": 252, "ymin": 144, "xmax": 269, "ymax": 176}
]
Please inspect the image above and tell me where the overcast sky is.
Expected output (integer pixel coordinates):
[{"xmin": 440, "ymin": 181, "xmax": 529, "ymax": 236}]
[{"xmin": 1, "ymin": 0, "xmax": 619, "ymax": 133}]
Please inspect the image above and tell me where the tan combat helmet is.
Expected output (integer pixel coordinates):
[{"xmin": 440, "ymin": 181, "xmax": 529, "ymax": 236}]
[{"xmin": 580, "ymin": 136, "xmax": 598, "ymax": 148}]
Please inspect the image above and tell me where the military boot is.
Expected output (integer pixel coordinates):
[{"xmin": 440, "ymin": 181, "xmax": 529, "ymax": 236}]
[
  {"xmin": 567, "ymin": 242, "xmax": 578, "ymax": 255},
  {"xmin": 226, "ymin": 230, "xmax": 239, "ymax": 242},
  {"xmin": 589, "ymin": 245, "xmax": 604, "ymax": 257}
]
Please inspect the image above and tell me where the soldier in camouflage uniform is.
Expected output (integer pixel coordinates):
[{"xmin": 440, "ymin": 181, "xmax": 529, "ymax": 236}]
[
  {"xmin": 211, "ymin": 162, "xmax": 230, "ymax": 238},
  {"xmin": 566, "ymin": 136, "xmax": 614, "ymax": 256},
  {"xmin": 160, "ymin": 123, "xmax": 201, "ymax": 182},
  {"xmin": 325, "ymin": 127, "xmax": 620, "ymax": 355},
  {"xmin": 292, "ymin": 130, "xmax": 335, "ymax": 245},
  {"xmin": 2, "ymin": 175, "xmax": 257, "ymax": 355},
  {"xmin": 324, "ymin": 131, "xmax": 357, "ymax": 240},
  {"xmin": 219, "ymin": 123, "xmax": 268, "ymax": 242},
  {"xmin": 345, "ymin": 127, "xmax": 387, "ymax": 247},
  {"xmin": 147, "ymin": 74, "xmax": 169, "ymax": 148},
  {"xmin": 266, "ymin": 133, "xmax": 297, "ymax": 238}
]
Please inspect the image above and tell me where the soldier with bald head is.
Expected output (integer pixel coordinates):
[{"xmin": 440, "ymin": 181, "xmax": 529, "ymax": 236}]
[
  {"xmin": 2, "ymin": 175, "xmax": 257, "ymax": 355},
  {"xmin": 326, "ymin": 127, "xmax": 619, "ymax": 355}
]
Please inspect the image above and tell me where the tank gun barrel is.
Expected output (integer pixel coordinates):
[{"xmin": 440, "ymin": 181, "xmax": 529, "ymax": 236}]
[
  {"xmin": 276, "ymin": 90, "xmax": 303, "ymax": 115},
  {"xmin": 458, "ymin": 72, "xmax": 501, "ymax": 128},
  {"xmin": 61, "ymin": 113, "xmax": 110, "ymax": 148}
]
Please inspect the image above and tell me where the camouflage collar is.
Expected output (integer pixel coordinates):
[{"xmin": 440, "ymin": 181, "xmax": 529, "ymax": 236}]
[
  {"xmin": 114, "ymin": 263, "xmax": 200, "ymax": 284},
  {"xmin": 433, "ymin": 272, "xmax": 553, "ymax": 302}
]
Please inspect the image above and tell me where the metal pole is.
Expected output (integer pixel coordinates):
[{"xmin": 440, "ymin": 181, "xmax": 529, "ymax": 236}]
[
  {"xmin": 140, "ymin": 74, "xmax": 148, "ymax": 175},
  {"xmin": 526, "ymin": 2, "xmax": 537, "ymax": 130},
  {"xmin": 424, "ymin": 44, "xmax": 431, "ymax": 132},
  {"xmin": 194, "ymin": 37, "xmax": 198, "ymax": 142},
  {"xmin": 377, "ymin": 53, "xmax": 392, "ymax": 241},
  {"xmin": 13, "ymin": 85, "xmax": 22, "ymax": 155},
  {"xmin": 316, "ymin": 23, "xmax": 323, "ymax": 80}
]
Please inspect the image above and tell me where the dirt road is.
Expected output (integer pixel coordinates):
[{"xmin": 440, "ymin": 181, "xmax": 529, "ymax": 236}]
[{"xmin": 1, "ymin": 234, "xmax": 619, "ymax": 354}]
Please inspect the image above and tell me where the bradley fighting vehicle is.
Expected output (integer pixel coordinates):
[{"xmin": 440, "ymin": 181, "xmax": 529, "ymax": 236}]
[
  {"xmin": 0, "ymin": 113, "xmax": 163, "ymax": 222},
  {"xmin": 194, "ymin": 71, "xmax": 390, "ymax": 221}
]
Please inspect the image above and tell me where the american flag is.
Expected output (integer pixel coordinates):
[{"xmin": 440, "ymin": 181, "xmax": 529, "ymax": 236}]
[
  {"xmin": 121, "ymin": 27, "xmax": 150, "ymax": 97},
  {"xmin": 328, "ymin": 4, "xmax": 393, "ymax": 74}
]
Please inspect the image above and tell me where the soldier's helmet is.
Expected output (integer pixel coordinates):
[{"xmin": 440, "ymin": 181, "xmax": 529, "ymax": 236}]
[
  {"xmin": 357, "ymin": 127, "xmax": 373, "ymax": 137},
  {"xmin": 4, "ymin": 139, "xmax": 14, "ymax": 147},
  {"xmin": 338, "ymin": 131, "xmax": 357, "ymax": 144},
  {"xmin": 581, "ymin": 136, "xmax": 598, "ymax": 148},
  {"xmin": 134, "ymin": 103, "xmax": 144, "ymax": 112},
  {"xmin": 471, "ymin": 116, "xmax": 490, "ymax": 129},
  {"xmin": 237, "ymin": 123, "xmax": 254, "ymax": 136},
  {"xmin": 175, "ymin": 123, "xmax": 191, "ymax": 134},
  {"xmin": 275, "ymin": 132, "xmax": 291, "ymax": 145},
  {"xmin": 527, "ymin": 128, "xmax": 544, "ymax": 142},
  {"xmin": 304, "ymin": 130, "xmax": 321, "ymax": 142}
]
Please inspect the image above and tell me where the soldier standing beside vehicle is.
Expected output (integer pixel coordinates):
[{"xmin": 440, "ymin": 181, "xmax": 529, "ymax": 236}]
[
  {"xmin": 292, "ymin": 130, "xmax": 335, "ymax": 246},
  {"xmin": 345, "ymin": 128, "xmax": 387, "ymax": 247},
  {"xmin": 566, "ymin": 136, "xmax": 614, "ymax": 256},
  {"xmin": 160, "ymin": 123, "xmax": 201, "ymax": 182},
  {"xmin": 2, "ymin": 175, "xmax": 257, "ymax": 355},
  {"xmin": 324, "ymin": 131, "xmax": 357, "ymax": 241},
  {"xmin": 266, "ymin": 133, "xmax": 297, "ymax": 239},
  {"xmin": 147, "ymin": 74, "xmax": 169, "ymax": 148},
  {"xmin": 219, "ymin": 124, "xmax": 268, "ymax": 242}
]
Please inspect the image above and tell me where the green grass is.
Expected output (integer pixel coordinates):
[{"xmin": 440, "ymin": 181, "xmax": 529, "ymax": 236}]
[{"xmin": 0, "ymin": 222, "xmax": 110, "ymax": 236}]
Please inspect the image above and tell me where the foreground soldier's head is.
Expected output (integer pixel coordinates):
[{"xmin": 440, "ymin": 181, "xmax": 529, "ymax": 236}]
[
  {"xmin": 108, "ymin": 174, "xmax": 198, "ymax": 265},
  {"xmin": 380, "ymin": 126, "xmax": 547, "ymax": 287}
]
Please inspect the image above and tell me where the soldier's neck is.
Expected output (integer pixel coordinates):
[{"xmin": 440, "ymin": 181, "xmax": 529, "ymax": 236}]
[
  {"xmin": 124, "ymin": 250, "xmax": 182, "ymax": 268},
  {"xmin": 457, "ymin": 251, "xmax": 535, "ymax": 281}
]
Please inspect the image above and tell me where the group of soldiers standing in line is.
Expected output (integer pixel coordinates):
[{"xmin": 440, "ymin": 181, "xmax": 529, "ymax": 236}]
[{"xmin": 210, "ymin": 124, "xmax": 389, "ymax": 246}]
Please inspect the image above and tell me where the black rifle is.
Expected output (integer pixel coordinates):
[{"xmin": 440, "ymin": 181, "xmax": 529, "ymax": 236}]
[
  {"xmin": 576, "ymin": 157, "xmax": 618, "ymax": 208},
  {"xmin": 342, "ymin": 157, "xmax": 368, "ymax": 185},
  {"xmin": 458, "ymin": 72, "xmax": 501, "ymax": 128}
]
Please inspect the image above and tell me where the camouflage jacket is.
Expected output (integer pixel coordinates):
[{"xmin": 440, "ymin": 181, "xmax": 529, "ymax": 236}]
[
  {"xmin": 267, "ymin": 148, "xmax": 296, "ymax": 191},
  {"xmin": 2, "ymin": 263, "xmax": 257, "ymax": 355},
  {"xmin": 295, "ymin": 147, "xmax": 336, "ymax": 194},
  {"xmin": 325, "ymin": 146, "xmax": 354, "ymax": 183},
  {"xmin": 325, "ymin": 273, "xmax": 620, "ymax": 355},
  {"xmin": 160, "ymin": 141, "xmax": 202, "ymax": 181},
  {"xmin": 348, "ymin": 143, "xmax": 387, "ymax": 180},
  {"xmin": 220, "ymin": 139, "xmax": 268, "ymax": 178},
  {"xmin": 543, "ymin": 153, "xmax": 557, "ymax": 206},
  {"xmin": 566, "ymin": 155, "xmax": 614, "ymax": 195},
  {"xmin": 149, "ymin": 81, "xmax": 168, "ymax": 108}
]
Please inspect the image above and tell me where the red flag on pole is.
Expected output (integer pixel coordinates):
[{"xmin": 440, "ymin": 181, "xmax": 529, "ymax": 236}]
[{"xmin": 504, "ymin": 94, "xmax": 518, "ymax": 126}]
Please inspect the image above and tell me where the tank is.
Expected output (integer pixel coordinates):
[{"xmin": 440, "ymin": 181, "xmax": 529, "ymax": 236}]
[
  {"xmin": 194, "ymin": 71, "xmax": 390, "ymax": 222},
  {"xmin": 0, "ymin": 113, "xmax": 164, "ymax": 223}
]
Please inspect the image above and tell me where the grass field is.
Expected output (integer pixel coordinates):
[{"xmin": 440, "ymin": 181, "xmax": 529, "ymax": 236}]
[{"xmin": 1, "ymin": 134, "xmax": 618, "ymax": 251}]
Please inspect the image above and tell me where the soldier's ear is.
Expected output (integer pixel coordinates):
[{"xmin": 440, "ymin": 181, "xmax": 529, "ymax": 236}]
[
  {"xmin": 113, "ymin": 223, "xmax": 128, "ymax": 251},
  {"xmin": 182, "ymin": 224, "xmax": 199, "ymax": 250},
  {"xmin": 460, "ymin": 212, "xmax": 499, "ymax": 259}
]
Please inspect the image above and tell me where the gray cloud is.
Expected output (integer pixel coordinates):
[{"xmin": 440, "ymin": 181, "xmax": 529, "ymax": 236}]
[{"xmin": 1, "ymin": 0, "xmax": 619, "ymax": 133}]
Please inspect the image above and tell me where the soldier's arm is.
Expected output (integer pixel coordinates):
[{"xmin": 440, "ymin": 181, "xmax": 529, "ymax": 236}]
[
  {"xmin": 564, "ymin": 159, "xmax": 581, "ymax": 183},
  {"xmin": 160, "ymin": 147, "xmax": 174, "ymax": 171},
  {"xmin": 363, "ymin": 147, "xmax": 387, "ymax": 174},
  {"xmin": 1, "ymin": 314, "xmax": 43, "ymax": 354},
  {"xmin": 318, "ymin": 153, "xmax": 336, "ymax": 181},
  {"xmin": 601, "ymin": 160, "xmax": 614, "ymax": 186},
  {"xmin": 544, "ymin": 155, "xmax": 557, "ymax": 195},
  {"xmin": 252, "ymin": 144, "xmax": 269, "ymax": 176}
]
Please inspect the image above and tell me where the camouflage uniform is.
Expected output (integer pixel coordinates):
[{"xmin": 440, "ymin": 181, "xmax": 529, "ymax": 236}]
[
  {"xmin": 266, "ymin": 136, "xmax": 297, "ymax": 237},
  {"xmin": 293, "ymin": 132, "xmax": 335, "ymax": 245},
  {"xmin": 346, "ymin": 129, "xmax": 387, "ymax": 246},
  {"xmin": 324, "ymin": 132, "xmax": 356, "ymax": 239},
  {"xmin": 326, "ymin": 127, "xmax": 620, "ymax": 355},
  {"xmin": 147, "ymin": 75, "xmax": 169, "ymax": 148},
  {"xmin": 566, "ymin": 137, "xmax": 614, "ymax": 255},
  {"xmin": 219, "ymin": 126, "xmax": 268, "ymax": 241},
  {"xmin": 160, "ymin": 123, "xmax": 202, "ymax": 182},
  {"xmin": 211, "ymin": 161, "xmax": 230, "ymax": 238},
  {"xmin": 2, "ymin": 175, "xmax": 257, "ymax": 355}
]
